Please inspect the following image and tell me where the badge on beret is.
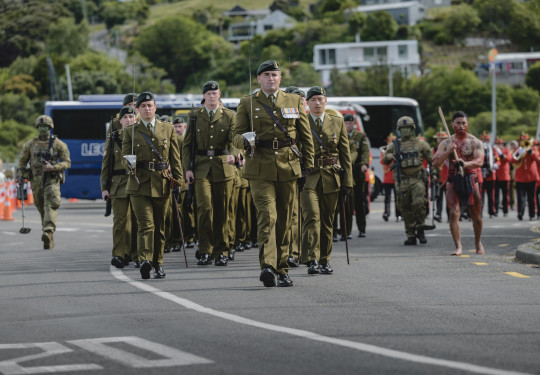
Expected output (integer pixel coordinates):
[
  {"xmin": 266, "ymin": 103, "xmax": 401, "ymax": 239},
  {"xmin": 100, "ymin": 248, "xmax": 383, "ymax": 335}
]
[
  {"xmin": 281, "ymin": 108, "xmax": 299, "ymax": 119},
  {"xmin": 212, "ymin": 83, "xmax": 216, "ymax": 89},
  {"xmin": 146, "ymin": 95, "xmax": 150, "ymax": 100},
  {"xmin": 274, "ymin": 61, "xmax": 279, "ymax": 68}
]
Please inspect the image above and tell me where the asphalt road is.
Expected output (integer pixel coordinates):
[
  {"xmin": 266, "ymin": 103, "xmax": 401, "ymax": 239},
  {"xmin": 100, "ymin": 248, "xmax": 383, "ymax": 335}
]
[{"xmin": 0, "ymin": 199, "xmax": 539, "ymax": 375}]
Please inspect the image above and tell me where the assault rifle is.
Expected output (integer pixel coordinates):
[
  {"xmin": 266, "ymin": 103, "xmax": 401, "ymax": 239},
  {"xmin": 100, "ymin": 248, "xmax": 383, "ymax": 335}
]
[
  {"xmin": 390, "ymin": 137, "xmax": 403, "ymax": 197},
  {"xmin": 40, "ymin": 135, "xmax": 56, "ymax": 203},
  {"xmin": 104, "ymin": 121, "xmax": 117, "ymax": 217}
]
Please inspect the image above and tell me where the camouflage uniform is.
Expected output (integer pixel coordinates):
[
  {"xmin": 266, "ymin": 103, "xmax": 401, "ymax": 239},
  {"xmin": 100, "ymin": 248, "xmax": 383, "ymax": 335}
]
[
  {"xmin": 383, "ymin": 117, "xmax": 432, "ymax": 245},
  {"xmin": 18, "ymin": 115, "xmax": 71, "ymax": 249}
]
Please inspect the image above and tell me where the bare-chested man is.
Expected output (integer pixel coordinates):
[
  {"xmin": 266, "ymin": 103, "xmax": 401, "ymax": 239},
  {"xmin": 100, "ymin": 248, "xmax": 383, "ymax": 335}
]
[{"xmin": 432, "ymin": 111, "xmax": 485, "ymax": 256}]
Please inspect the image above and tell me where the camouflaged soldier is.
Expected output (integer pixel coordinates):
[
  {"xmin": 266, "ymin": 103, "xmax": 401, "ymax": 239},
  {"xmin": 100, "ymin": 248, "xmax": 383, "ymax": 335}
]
[
  {"xmin": 18, "ymin": 115, "xmax": 71, "ymax": 249},
  {"xmin": 382, "ymin": 116, "xmax": 433, "ymax": 245},
  {"xmin": 101, "ymin": 106, "xmax": 137, "ymax": 268},
  {"xmin": 183, "ymin": 81, "xmax": 239, "ymax": 266},
  {"xmin": 233, "ymin": 60, "xmax": 315, "ymax": 287}
]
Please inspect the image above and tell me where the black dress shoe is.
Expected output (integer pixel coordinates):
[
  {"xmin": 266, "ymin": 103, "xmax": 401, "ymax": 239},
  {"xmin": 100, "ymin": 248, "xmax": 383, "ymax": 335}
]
[
  {"xmin": 154, "ymin": 266, "xmax": 166, "ymax": 279},
  {"xmin": 434, "ymin": 215, "xmax": 442, "ymax": 223},
  {"xmin": 172, "ymin": 245, "xmax": 181, "ymax": 252},
  {"xmin": 251, "ymin": 242, "xmax": 258, "ymax": 248},
  {"xmin": 164, "ymin": 247, "xmax": 171, "ymax": 253},
  {"xmin": 123, "ymin": 256, "xmax": 131, "ymax": 266},
  {"xmin": 358, "ymin": 232, "xmax": 366, "ymax": 238},
  {"xmin": 383, "ymin": 213, "xmax": 389, "ymax": 222},
  {"xmin": 197, "ymin": 253, "xmax": 212, "ymax": 265},
  {"xmin": 235, "ymin": 244, "xmax": 245, "ymax": 252},
  {"xmin": 277, "ymin": 273, "xmax": 293, "ymax": 287},
  {"xmin": 140, "ymin": 260, "xmax": 152, "ymax": 279},
  {"xmin": 228, "ymin": 250, "xmax": 235, "ymax": 261},
  {"xmin": 404, "ymin": 237, "xmax": 417, "ymax": 245},
  {"xmin": 215, "ymin": 254, "xmax": 228, "ymax": 266},
  {"xmin": 307, "ymin": 260, "xmax": 320, "ymax": 275},
  {"xmin": 186, "ymin": 241, "xmax": 194, "ymax": 248},
  {"xmin": 287, "ymin": 255, "xmax": 299, "ymax": 267},
  {"xmin": 340, "ymin": 235, "xmax": 346, "ymax": 241},
  {"xmin": 416, "ymin": 229, "xmax": 427, "ymax": 244},
  {"xmin": 111, "ymin": 256, "xmax": 124, "ymax": 269},
  {"xmin": 332, "ymin": 235, "xmax": 338, "ymax": 243},
  {"xmin": 134, "ymin": 261, "xmax": 140, "ymax": 269},
  {"xmin": 243, "ymin": 242, "xmax": 251, "ymax": 250},
  {"xmin": 259, "ymin": 268, "xmax": 276, "ymax": 287},
  {"xmin": 320, "ymin": 263, "xmax": 333, "ymax": 274}
]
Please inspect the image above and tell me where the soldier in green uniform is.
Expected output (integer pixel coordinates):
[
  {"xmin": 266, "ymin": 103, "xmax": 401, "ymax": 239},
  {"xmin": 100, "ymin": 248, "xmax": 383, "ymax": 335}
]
[
  {"xmin": 300, "ymin": 87, "xmax": 353, "ymax": 275},
  {"xmin": 101, "ymin": 106, "xmax": 137, "ymax": 268},
  {"xmin": 233, "ymin": 60, "xmax": 315, "ymax": 287},
  {"xmin": 121, "ymin": 92, "xmax": 183, "ymax": 279},
  {"xmin": 348, "ymin": 115, "xmax": 371, "ymax": 238},
  {"xmin": 18, "ymin": 115, "xmax": 71, "ymax": 249},
  {"xmin": 382, "ymin": 116, "xmax": 433, "ymax": 245},
  {"xmin": 183, "ymin": 81, "xmax": 238, "ymax": 266}
]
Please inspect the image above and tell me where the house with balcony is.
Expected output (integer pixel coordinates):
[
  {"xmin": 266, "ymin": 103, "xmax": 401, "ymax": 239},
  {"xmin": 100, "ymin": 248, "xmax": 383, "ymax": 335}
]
[
  {"xmin": 225, "ymin": 7, "xmax": 296, "ymax": 43},
  {"xmin": 351, "ymin": 1, "xmax": 425, "ymax": 26},
  {"xmin": 313, "ymin": 40, "xmax": 421, "ymax": 86}
]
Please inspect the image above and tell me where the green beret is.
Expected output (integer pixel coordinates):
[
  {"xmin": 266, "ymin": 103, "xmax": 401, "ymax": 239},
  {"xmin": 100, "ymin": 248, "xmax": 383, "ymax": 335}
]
[
  {"xmin": 257, "ymin": 60, "xmax": 280, "ymax": 75},
  {"xmin": 306, "ymin": 86, "xmax": 327, "ymax": 100},
  {"xmin": 284, "ymin": 86, "xmax": 298, "ymax": 93},
  {"xmin": 173, "ymin": 116, "xmax": 185, "ymax": 124},
  {"xmin": 136, "ymin": 92, "xmax": 155, "ymax": 108},
  {"xmin": 343, "ymin": 114, "xmax": 355, "ymax": 122},
  {"xmin": 123, "ymin": 93, "xmax": 138, "ymax": 105},
  {"xmin": 202, "ymin": 81, "xmax": 219, "ymax": 94},
  {"xmin": 119, "ymin": 106, "xmax": 135, "ymax": 119}
]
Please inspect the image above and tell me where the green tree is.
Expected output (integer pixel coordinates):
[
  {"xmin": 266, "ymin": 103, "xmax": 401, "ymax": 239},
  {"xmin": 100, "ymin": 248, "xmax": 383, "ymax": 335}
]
[
  {"xmin": 473, "ymin": 0, "xmax": 515, "ymax": 35},
  {"xmin": 526, "ymin": 62, "xmax": 540, "ymax": 93},
  {"xmin": 441, "ymin": 4, "xmax": 480, "ymax": 43},
  {"xmin": 46, "ymin": 18, "xmax": 90, "ymax": 58},
  {"xmin": 0, "ymin": 93, "xmax": 39, "ymax": 125},
  {"xmin": 361, "ymin": 11, "xmax": 398, "ymax": 41},
  {"xmin": 0, "ymin": 75, "xmax": 40, "ymax": 98},
  {"xmin": 508, "ymin": 1, "xmax": 540, "ymax": 51},
  {"xmin": 134, "ymin": 16, "xmax": 233, "ymax": 91},
  {"xmin": 0, "ymin": 119, "xmax": 38, "ymax": 162},
  {"xmin": 283, "ymin": 62, "xmax": 321, "ymax": 87}
]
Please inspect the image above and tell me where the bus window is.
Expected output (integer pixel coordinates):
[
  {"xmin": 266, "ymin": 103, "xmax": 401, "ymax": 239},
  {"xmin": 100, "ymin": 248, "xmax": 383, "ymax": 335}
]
[{"xmin": 51, "ymin": 108, "xmax": 118, "ymax": 140}]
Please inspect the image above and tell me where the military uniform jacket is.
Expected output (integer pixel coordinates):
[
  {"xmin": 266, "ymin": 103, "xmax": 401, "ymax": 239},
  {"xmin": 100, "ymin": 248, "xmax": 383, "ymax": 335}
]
[
  {"xmin": 177, "ymin": 134, "xmax": 188, "ymax": 192},
  {"xmin": 182, "ymin": 107, "xmax": 236, "ymax": 182},
  {"xmin": 232, "ymin": 90, "xmax": 315, "ymax": 181},
  {"xmin": 101, "ymin": 124, "xmax": 129, "ymax": 199},
  {"xmin": 349, "ymin": 131, "xmax": 370, "ymax": 181},
  {"xmin": 383, "ymin": 137, "xmax": 432, "ymax": 178},
  {"xmin": 19, "ymin": 135, "xmax": 71, "ymax": 184},
  {"xmin": 121, "ymin": 119, "xmax": 182, "ymax": 197},
  {"xmin": 304, "ymin": 112, "xmax": 353, "ymax": 193}
]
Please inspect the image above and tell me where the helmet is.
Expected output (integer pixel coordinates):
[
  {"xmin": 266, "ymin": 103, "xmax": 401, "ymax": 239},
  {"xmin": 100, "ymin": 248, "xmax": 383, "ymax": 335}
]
[
  {"xmin": 35, "ymin": 115, "xmax": 54, "ymax": 129},
  {"xmin": 396, "ymin": 116, "xmax": 415, "ymax": 130}
]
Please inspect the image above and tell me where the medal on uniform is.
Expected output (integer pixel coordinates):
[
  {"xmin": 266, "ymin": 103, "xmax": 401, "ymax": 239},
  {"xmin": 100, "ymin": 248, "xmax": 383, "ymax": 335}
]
[
  {"xmin": 163, "ymin": 138, "xmax": 167, "ymax": 148},
  {"xmin": 333, "ymin": 133, "xmax": 338, "ymax": 144},
  {"xmin": 281, "ymin": 108, "xmax": 299, "ymax": 119}
]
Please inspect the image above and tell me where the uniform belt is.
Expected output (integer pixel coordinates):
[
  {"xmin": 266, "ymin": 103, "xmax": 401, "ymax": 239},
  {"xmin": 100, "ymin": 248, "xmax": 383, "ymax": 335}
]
[
  {"xmin": 196, "ymin": 149, "xmax": 228, "ymax": 156},
  {"xmin": 258, "ymin": 139, "xmax": 295, "ymax": 150},
  {"xmin": 316, "ymin": 157, "xmax": 338, "ymax": 167},
  {"xmin": 136, "ymin": 161, "xmax": 169, "ymax": 171},
  {"xmin": 112, "ymin": 169, "xmax": 128, "ymax": 176}
]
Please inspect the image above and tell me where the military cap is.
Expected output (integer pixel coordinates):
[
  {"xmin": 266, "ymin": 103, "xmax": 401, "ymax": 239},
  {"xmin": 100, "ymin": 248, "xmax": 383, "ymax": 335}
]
[
  {"xmin": 292, "ymin": 89, "xmax": 305, "ymax": 98},
  {"xmin": 173, "ymin": 116, "xmax": 185, "ymax": 124},
  {"xmin": 123, "ymin": 93, "xmax": 138, "ymax": 105},
  {"xmin": 284, "ymin": 86, "xmax": 298, "ymax": 93},
  {"xmin": 136, "ymin": 91, "xmax": 155, "ymax": 108},
  {"xmin": 256, "ymin": 60, "xmax": 280, "ymax": 75},
  {"xmin": 35, "ymin": 115, "xmax": 54, "ymax": 129},
  {"xmin": 479, "ymin": 131, "xmax": 490, "ymax": 142},
  {"xmin": 494, "ymin": 137, "xmax": 504, "ymax": 145},
  {"xmin": 119, "ymin": 106, "xmax": 135, "ymax": 119},
  {"xmin": 306, "ymin": 86, "xmax": 327, "ymax": 100},
  {"xmin": 202, "ymin": 81, "xmax": 219, "ymax": 94},
  {"xmin": 396, "ymin": 116, "xmax": 415, "ymax": 129},
  {"xmin": 343, "ymin": 114, "xmax": 355, "ymax": 122},
  {"xmin": 159, "ymin": 115, "xmax": 172, "ymax": 123}
]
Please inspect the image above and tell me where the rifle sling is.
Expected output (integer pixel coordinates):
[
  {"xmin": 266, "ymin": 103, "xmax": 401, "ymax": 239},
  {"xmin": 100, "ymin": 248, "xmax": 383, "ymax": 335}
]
[
  {"xmin": 139, "ymin": 131, "xmax": 165, "ymax": 162},
  {"xmin": 310, "ymin": 128, "xmax": 331, "ymax": 155}
]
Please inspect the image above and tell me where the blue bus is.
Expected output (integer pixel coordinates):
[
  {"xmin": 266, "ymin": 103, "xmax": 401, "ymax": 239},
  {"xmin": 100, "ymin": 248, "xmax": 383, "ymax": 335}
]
[{"xmin": 44, "ymin": 94, "xmax": 239, "ymax": 199}]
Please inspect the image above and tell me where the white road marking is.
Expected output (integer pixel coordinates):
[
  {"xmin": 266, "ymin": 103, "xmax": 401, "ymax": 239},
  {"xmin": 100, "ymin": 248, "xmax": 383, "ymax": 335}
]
[{"xmin": 111, "ymin": 267, "xmax": 531, "ymax": 375}]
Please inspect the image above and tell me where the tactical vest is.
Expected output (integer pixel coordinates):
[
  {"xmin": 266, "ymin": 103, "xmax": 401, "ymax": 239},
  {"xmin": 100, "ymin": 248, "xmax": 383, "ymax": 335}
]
[
  {"xmin": 29, "ymin": 136, "xmax": 64, "ymax": 183},
  {"xmin": 398, "ymin": 138, "xmax": 422, "ymax": 168}
]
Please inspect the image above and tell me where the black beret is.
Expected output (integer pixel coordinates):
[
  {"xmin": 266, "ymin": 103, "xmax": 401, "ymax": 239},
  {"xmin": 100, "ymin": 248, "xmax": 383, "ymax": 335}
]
[
  {"xmin": 284, "ymin": 86, "xmax": 298, "ymax": 93},
  {"xmin": 123, "ymin": 93, "xmax": 138, "ymax": 105},
  {"xmin": 159, "ymin": 115, "xmax": 172, "ymax": 123},
  {"xmin": 119, "ymin": 106, "xmax": 135, "ymax": 119},
  {"xmin": 292, "ymin": 89, "xmax": 305, "ymax": 98},
  {"xmin": 136, "ymin": 92, "xmax": 155, "ymax": 108},
  {"xmin": 306, "ymin": 86, "xmax": 327, "ymax": 100},
  {"xmin": 343, "ymin": 114, "xmax": 355, "ymax": 122},
  {"xmin": 202, "ymin": 81, "xmax": 219, "ymax": 94},
  {"xmin": 257, "ymin": 60, "xmax": 280, "ymax": 75},
  {"xmin": 173, "ymin": 116, "xmax": 185, "ymax": 124}
]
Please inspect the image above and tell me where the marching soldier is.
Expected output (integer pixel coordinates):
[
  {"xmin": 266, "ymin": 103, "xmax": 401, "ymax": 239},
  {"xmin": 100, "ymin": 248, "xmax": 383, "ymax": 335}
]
[
  {"xmin": 121, "ymin": 92, "xmax": 182, "ymax": 280},
  {"xmin": 349, "ymin": 115, "xmax": 370, "ymax": 237},
  {"xmin": 383, "ymin": 116, "xmax": 432, "ymax": 245},
  {"xmin": 183, "ymin": 81, "xmax": 238, "ymax": 266},
  {"xmin": 301, "ymin": 87, "xmax": 353, "ymax": 275},
  {"xmin": 494, "ymin": 137, "xmax": 512, "ymax": 217},
  {"xmin": 232, "ymin": 60, "xmax": 315, "ymax": 287},
  {"xmin": 432, "ymin": 130, "xmax": 449, "ymax": 223},
  {"xmin": 18, "ymin": 115, "xmax": 71, "ymax": 249},
  {"xmin": 513, "ymin": 132, "xmax": 538, "ymax": 221},
  {"xmin": 101, "ymin": 106, "xmax": 137, "ymax": 268}
]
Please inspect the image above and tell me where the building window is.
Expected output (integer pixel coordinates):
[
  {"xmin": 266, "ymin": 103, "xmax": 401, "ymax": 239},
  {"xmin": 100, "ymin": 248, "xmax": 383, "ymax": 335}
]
[
  {"xmin": 329, "ymin": 49, "xmax": 336, "ymax": 64},
  {"xmin": 398, "ymin": 45, "xmax": 408, "ymax": 59},
  {"xmin": 319, "ymin": 49, "xmax": 326, "ymax": 65},
  {"xmin": 364, "ymin": 47, "xmax": 374, "ymax": 62},
  {"xmin": 377, "ymin": 47, "xmax": 387, "ymax": 59},
  {"xmin": 264, "ymin": 25, "xmax": 273, "ymax": 31}
]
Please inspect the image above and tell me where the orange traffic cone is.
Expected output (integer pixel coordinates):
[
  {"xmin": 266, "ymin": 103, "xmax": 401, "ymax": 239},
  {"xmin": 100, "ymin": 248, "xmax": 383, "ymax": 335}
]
[
  {"xmin": 0, "ymin": 182, "xmax": 5, "ymax": 220},
  {"xmin": 68, "ymin": 198, "xmax": 78, "ymax": 202},
  {"xmin": 27, "ymin": 184, "xmax": 34, "ymax": 205},
  {"xmin": 2, "ymin": 198, "xmax": 15, "ymax": 221}
]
